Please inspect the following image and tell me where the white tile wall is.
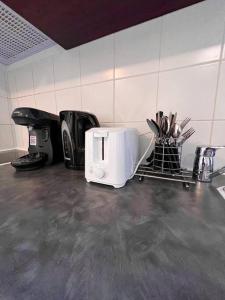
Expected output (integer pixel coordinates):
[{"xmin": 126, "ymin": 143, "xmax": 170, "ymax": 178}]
[
  {"xmin": 11, "ymin": 125, "xmax": 27, "ymax": 150},
  {"xmin": 115, "ymin": 18, "xmax": 161, "ymax": 78},
  {"xmin": 15, "ymin": 64, "xmax": 34, "ymax": 97},
  {"xmin": 0, "ymin": 125, "xmax": 14, "ymax": 150},
  {"xmin": 80, "ymin": 35, "xmax": 114, "ymax": 84},
  {"xmin": 160, "ymin": 0, "xmax": 225, "ymax": 70},
  {"xmin": 211, "ymin": 121, "xmax": 225, "ymax": 169},
  {"xmin": 214, "ymin": 61, "xmax": 225, "ymax": 119},
  {"xmin": 3, "ymin": 0, "xmax": 225, "ymax": 169},
  {"xmin": 35, "ymin": 92, "xmax": 56, "ymax": 114},
  {"xmin": 54, "ymin": 48, "xmax": 80, "ymax": 90},
  {"xmin": 33, "ymin": 56, "xmax": 55, "ymax": 93},
  {"xmin": 0, "ymin": 96, "xmax": 10, "ymax": 124},
  {"xmin": 115, "ymin": 74, "xmax": 158, "ymax": 122},
  {"xmin": 6, "ymin": 69, "xmax": 17, "ymax": 98},
  {"xmin": 82, "ymin": 81, "xmax": 114, "ymax": 122},
  {"xmin": 0, "ymin": 64, "xmax": 14, "ymax": 150},
  {"xmin": 0, "ymin": 64, "xmax": 7, "ymax": 97},
  {"xmin": 55, "ymin": 87, "xmax": 82, "ymax": 114},
  {"xmin": 157, "ymin": 63, "xmax": 219, "ymax": 120},
  {"xmin": 17, "ymin": 95, "xmax": 36, "ymax": 109},
  {"xmin": 8, "ymin": 98, "xmax": 18, "ymax": 125}
]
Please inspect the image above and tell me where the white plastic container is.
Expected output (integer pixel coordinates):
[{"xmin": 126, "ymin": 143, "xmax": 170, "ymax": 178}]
[{"xmin": 85, "ymin": 127, "xmax": 139, "ymax": 188}]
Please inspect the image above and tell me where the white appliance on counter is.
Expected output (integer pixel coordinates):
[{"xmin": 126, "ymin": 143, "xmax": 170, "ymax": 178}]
[{"xmin": 85, "ymin": 127, "xmax": 139, "ymax": 188}]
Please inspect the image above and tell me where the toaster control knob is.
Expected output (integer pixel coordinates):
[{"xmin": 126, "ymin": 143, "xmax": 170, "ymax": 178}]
[{"xmin": 94, "ymin": 167, "xmax": 105, "ymax": 179}]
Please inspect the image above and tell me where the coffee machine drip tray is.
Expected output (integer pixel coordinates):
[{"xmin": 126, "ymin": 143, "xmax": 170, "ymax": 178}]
[{"xmin": 11, "ymin": 153, "xmax": 47, "ymax": 171}]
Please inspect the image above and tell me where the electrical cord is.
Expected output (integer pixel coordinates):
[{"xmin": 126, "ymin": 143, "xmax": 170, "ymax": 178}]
[{"xmin": 129, "ymin": 133, "xmax": 155, "ymax": 180}]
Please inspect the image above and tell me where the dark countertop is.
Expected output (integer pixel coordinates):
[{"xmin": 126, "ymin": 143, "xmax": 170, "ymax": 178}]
[{"xmin": 0, "ymin": 163, "xmax": 225, "ymax": 300}]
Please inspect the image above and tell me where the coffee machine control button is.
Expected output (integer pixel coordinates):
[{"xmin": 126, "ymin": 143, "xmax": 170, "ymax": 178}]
[{"xmin": 94, "ymin": 167, "xmax": 105, "ymax": 179}]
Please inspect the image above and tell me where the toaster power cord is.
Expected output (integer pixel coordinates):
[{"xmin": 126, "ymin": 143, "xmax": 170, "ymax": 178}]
[{"xmin": 129, "ymin": 134, "xmax": 154, "ymax": 180}]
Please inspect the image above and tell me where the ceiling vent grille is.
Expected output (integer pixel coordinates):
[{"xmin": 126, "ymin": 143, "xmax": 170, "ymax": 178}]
[{"xmin": 0, "ymin": 1, "xmax": 55, "ymax": 65}]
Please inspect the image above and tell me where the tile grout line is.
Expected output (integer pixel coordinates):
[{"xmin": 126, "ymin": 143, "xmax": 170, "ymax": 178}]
[
  {"xmin": 209, "ymin": 18, "xmax": 225, "ymax": 145},
  {"xmin": 6, "ymin": 59, "xmax": 223, "ymax": 101}
]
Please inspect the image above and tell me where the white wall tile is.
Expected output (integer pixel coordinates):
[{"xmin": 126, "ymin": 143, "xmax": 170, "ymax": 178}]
[
  {"xmin": 0, "ymin": 97, "xmax": 10, "ymax": 124},
  {"xmin": 115, "ymin": 18, "xmax": 161, "ymax": 78},
  {"xmin": 15, "ymin": 64, "xmax": 34, "ymax": 97},
  {"xmin": 54, "ymin": 48, "xmax": 80, "ymax": 90},
  {"xmin": 35, "ymin": 92, "xmax": 56, "ymax": 114},
  {"xmin": 0, "ymin": 64, "xmax": 7, "ymax": 97},
  {"xmin": 33, "ymin": 56, "xmax": 54, "ymax": 93},
  {"xmin": 11, "ymin": 124, "xmax": 28, "ymax": 150},
  {"xmin": 214, "ymin": 61, "xmax": 225, "ymax": 119},
  {"xmin": 11, "ymin": 125, "xmax": 23, "ymax": 149},
  {"xmin": 20, "ymin": 126, "xmax": 29, "ymax": 150},
  {"xmin": 82, "ymin": 81, "xmax": 114, "ymax": 122},
  {"xmin": 6, "ymin": 69, "xmax": 17, "ymax": 98},
  {"xmin": 158, "ymin": 63, "xmax": 218, "ymax": 120},
  {"xmin": 55, "ymin": 87, "xmax": 82, "ymax": 114},
  {"xmin": 211, "ymin": 121, "xmax": 225, "ymax": 168},
  {"xmin": 8, "ymin": 99, "xmax": 18, "ymax": 125},
  {"xmin": 100, "ymin": 123, "xmax": 114, "ymax": 128},
  {"xmin": 17, "ymin": 95, "xmax": 36, "ymax": 109},
  {"xmin": 0, "ymin": 125, "xmax": 14, "ymax": 150},
  {"xmin": 113, "ymin": 122, "xmax": 150, "ymax": 135},
  {"xmin": 181, "ymin": 121, "xmax": 211, "ymax": 170},
  {"xmin": 160, "ymin": 0, "xmax": 225, "ymax": 70},
  {"xmin": 115, "ymin": 74, "xmax": 158, "ymax": 122},
  {"xmin": 80, "ymin": 35, "xmax": 114, "ymax": 84}
]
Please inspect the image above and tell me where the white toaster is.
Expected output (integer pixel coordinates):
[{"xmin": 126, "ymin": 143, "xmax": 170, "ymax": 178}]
[{"xmin": 85, "ymin": 127, "xmax": 139, "ymax": 188}]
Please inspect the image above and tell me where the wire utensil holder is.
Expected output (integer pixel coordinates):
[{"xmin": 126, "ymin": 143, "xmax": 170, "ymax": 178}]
[{"xmin": 135, "ymin": 137, "xmax": 195, "ymax": 188}]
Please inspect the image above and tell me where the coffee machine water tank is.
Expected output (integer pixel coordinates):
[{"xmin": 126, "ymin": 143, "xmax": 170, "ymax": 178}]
[
  {"xmin": 60, "ymin": 111, "xmax": 99, "ymax": 170},
  {"xmin": 85, "ymin": 128, "xmax": 139, "ymax": 188}
]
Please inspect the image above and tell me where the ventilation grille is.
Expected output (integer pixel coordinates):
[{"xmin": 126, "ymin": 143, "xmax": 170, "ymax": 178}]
[{"xmin": 0, "ymin": 1, "xmax": 55, "ymax": 65}]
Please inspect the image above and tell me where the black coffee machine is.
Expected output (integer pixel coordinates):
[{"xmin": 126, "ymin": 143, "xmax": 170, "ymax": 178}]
[
  {"xmin": 60, "ymin": 111, "xmax": 99, "ymax": 170},
  {"xmin": 11, "ymin": 107, "xmax": 63, "ymax": 171}
]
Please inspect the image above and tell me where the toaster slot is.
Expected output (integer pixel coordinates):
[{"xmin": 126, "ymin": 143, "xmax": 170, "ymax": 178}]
[
  {"xmin": 102, "ymin": 137, "xmax": 104, "ymax": 161},
  {"xmin": 93, "ymin": 131, "xmax": 108, "ymax": 162}
]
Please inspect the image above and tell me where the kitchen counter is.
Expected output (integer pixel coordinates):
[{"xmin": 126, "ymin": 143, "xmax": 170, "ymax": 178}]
[{"xmin": 0, "ymin": 163, "xmax": 225, "ymax": 300}]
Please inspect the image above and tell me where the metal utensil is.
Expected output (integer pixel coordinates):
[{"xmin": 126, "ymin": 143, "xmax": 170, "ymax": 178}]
[
  {"xmin": 172, "ymin": 123, "xmax": 182, "ymax": 139},
  {"xmin": 161, "ymin": 116, "xmax": 170, "ymax": 139},
  {"xmin": 146, "ymin": 119, "xmax": 160, "ymax": 137},
  {"xmin": 156, "ymin": 111, "xmax": 163, "ymax": 128},
  {"xmin": 178, "ymin": 128, "xmax": 195, "ymax": 146},
  {"xmin": 180, "ymin": 117, "xmax": 191, "ymax": 131},
  {"xmin": 168, "ymin": 113, "xmax": 177, "ymax": 138},
  {"xmin": 165, "ymin": 116, "xmax": 170, "ymax": 136},
  {"xmin": 173, "ymin": 112, "xmax": 177, "ymax": 127},
  {"xmin": 182, "ymin": 127, "xmax": 195, "ymax": 138}
]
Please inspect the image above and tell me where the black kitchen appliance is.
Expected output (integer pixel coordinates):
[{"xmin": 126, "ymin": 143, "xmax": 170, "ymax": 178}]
[
  {"xmin": 60, "ymin": 110, "xmax": 99, "ymax": 170},
  {"xmin": 11, "ymin": 107, "xmax": 63, "ymax": 171}
]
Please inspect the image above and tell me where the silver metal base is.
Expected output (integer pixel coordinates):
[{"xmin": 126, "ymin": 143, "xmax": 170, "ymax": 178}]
[{"xmin": 135, "ymin": 164, "xmax": 196, "ymax": 186}]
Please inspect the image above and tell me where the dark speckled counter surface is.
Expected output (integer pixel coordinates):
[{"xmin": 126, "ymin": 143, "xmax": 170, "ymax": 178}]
[{"xmin": 0, "ymin": 163, "xmax": 225, "ymax": 300}]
